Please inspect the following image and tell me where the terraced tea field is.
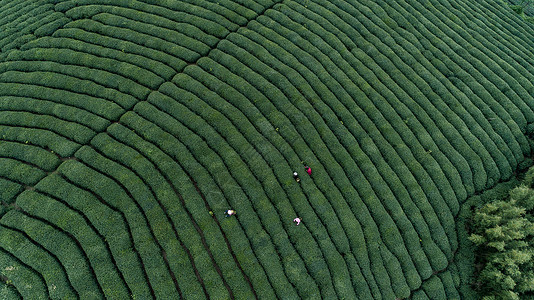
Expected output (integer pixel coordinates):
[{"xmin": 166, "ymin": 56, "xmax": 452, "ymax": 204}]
[{"xmin": 0, "ymin": 0, "xmax": 533, "ymax": 299}]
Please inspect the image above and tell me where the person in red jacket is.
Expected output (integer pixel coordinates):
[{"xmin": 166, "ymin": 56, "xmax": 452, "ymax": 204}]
[{"xmin": 305, "ymin": 166, "xmax": 311, "ymax": 175}]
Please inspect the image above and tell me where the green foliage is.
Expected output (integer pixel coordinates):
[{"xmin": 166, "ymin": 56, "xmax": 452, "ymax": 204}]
[
  {"xmin": 0, "ymin": 0, "xmax": 533, "ymax": 299},
  {"xmin": 469, "ymin": 181, "xmax": 534, "ymax": 298}
]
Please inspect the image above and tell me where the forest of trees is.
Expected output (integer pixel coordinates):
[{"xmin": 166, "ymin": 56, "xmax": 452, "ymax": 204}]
[{"xmin": 469, "ymin": 167, "xmax": 534, "ymax": 299}]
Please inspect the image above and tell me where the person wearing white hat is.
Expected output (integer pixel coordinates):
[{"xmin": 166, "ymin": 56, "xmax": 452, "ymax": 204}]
[
  {"xmin": 293, "ymin": 171, "xmax": 300, "ymax": 183},
  {"xmin": 225, "ymin": 209, "xmax": 236, "ymax": 217}
]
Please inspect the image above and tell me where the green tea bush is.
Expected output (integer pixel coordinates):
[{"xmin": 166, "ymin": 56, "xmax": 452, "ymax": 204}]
[
  {"xmin": 0, "ymin": 225, "xmax": 77, "ymax": 299},
  {"xmin": 422, "ymin": 275, "xmax": 448, "ymax": 299},
  {"xmin": 57, "ymin": 0, "xmax": 232, "ymax": 37},
  {"xmin": 67, "ymin": 5, "xmax": 219, "ymax": 47},
  {"xmin": 54, "ymin": 24, "xmax": 186, "ymax": 73},
  {"xmin": 0, "ymin": 125, "xmax": 79, "ymax": 158},
  {"xmin": 186, "ymin": 60, "xmax": 383, "ymax": 297},
  {"xmin": 0, "ymin": 111, "xmax": 94, "ymax": 144},
  {"xmin": 33, "ymin": 14, "xmax": 69, "ymax": 37},
  {"xmin": 328, "ymin": 0, "xmax": 524, "ymax": 175},
  {"xmin": 0, "ymin": 158, "xmax": 46, "ymax": 186},
  {"xmin": 89, "ymin": 133, "xmax": 214, "ymax": 298},
  {"xmin": 439, "ymin": 271, "xmax": 461, "ymax": 299},
  {"xmin": 0, "ymin": 70, "xmax": 136, "ymax": 111},
  {"xmin": 0, "ymin": 96, "xmax": 110, "ymax": 132},
  {"xmin": 35, "ymin": 173, "xmax": 152, "ymax": 298},
  {"xmin": 0, "ymin": 248, "xmax": 48, "ymax": 299},
  {"xmin": 142, "ymin": 91, "xmax": 320, "ymax": 298},
  {"xmin": 1, "ymin": 211, "xmax": 101, "ymax": 298},
  {"xmin": 0, "ymin": 140, "xmax": 59, "ymax": 171},
  {"xmin": 104, "ymin": 122, "xmax": 257, "ymax": 299},
  {"xmin": 5, "ymin": 48, "xmax": 160, "ymax": 94},
  {"xmin": 0, "ymin": 178, "xmax": 23, "ymax": 205},
  {"xmin": 93, "ymin": 13, "xmax": 209, "ymax": 57},
  {"xmin": 58, "ymin": 156, "xmax": 179, "ymax": 299},
  {"xmin": 0, "ymin": 2, "xmax": 56, "ymax": 52},
  {"xmin": 16, "ymin": 190, "xmax": 130, "ymax": 299},
  {"xmin": 0, "ymin": 0, "xmax": 533, "ymax": 298},
  {"xmin": 206, "ymin": 45, "xmax": 414, "ymax": 297},
  {"xmin": 0, "ymin": 81, "xmax": 124, "ymax": 121}
]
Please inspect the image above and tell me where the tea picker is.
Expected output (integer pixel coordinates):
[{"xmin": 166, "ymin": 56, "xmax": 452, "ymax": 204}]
[
  {"xmin": 293, "ymin": 171, "xmax": 300, "ymax": 183},
  {"xmin": 225, "ymin": 209, "xmax": 236, "ymax": 217}
]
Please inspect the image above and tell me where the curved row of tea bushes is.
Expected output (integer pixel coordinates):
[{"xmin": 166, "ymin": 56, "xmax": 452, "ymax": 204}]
[
  {"xmin": 0, "ymin": 139, "xmax": 54, "ymax": 204},
  {"xmin": 0, "ymin": 140, "xmax": 59, "ymax": 172},
  {"xmin": 170, "ymin": 67, "xmax": 376, "ymax": 298},
  {"xmin": 0, "ymin": 158, "xmax": 46, "ymax": 187},
  {"xmin": 91, "ymin": 13, "xmax": 210, "ymax": 56},
  {"xmin": 0, "ymin": 224, "xmax": 77, "ymax": 299},
  {"xmin": 161, "ymin": 64, "xmax": 382, "ymax": 294},
  {"xmin": 142, "ymin": 90, "xmax": 324, "ymax": 299},
  {"xmin": 1, "ymin": 211, "xmax": 102, "ymax": 299},
  {"xmin": 314, "ymin": 0, "xmax": 499, "ymax": 191},
  {"xmin": 409, "ymin": 0, "xmax": 534, "ymax": 123},
  {"xmin": 0, "ymin": 125, "xmax": 79, "ymax": 158},
  {"xmin": 0, "ymin": 71, "xmax": 136, "ymax": 111},
  {"xmin": 278, "ymin": 0, "xmax": 462, "ymax": 216},
  {"xmin": 221, "ymin": 24, "xmax": 425, "ymax": 294},
  {"xmin": 36, "ymin": 173, "xmax": 153, "ymax": 298},
  {"xmin": 50, "ymin": 28, "xmax": 178, "ymax": 80},
  {"xmin": 16, "ymin": 190, "xmax": 131, "ymax": 299},
  {"xmin": 281, "ymin": 0, "xmax": 463, "ymax": 215},
  {"xmin": 57, "ymin": 20, "xmax": 189, "ymax": 74},
  {"xmin": 122, "ymin": 104, "xmax": 296, "ymax": 299},
  {"xmin": 0, "ymin": 111, "xmax": 94, "ymax": 145},
  {"xmin": 0, "ymin": 0, "xmax": 533, "ymax": 298},
  {"xmin": 158, "ymin": 78, "xmax": 358, "ymax": 298},
  {"xmin": 0, "ymin": 283, "xmax": 19, "ymax": 300},
  {"xmin": 211, "ymin": 25, "xmax": 426, "ymax": 298},
  {"xmin": 381, "ymin": 0, "xmax": 531, "ymax": 156},
  {"xmin": 0, "ymin": 81, "xmax": 125, "ymax": 121},
  {"xmin": 359, "ymin": 0, "xmax": 525, "ymax": 181},
  {"xmin": 0, "ymin": 0, "xmax": 68, "ymax": 54},
  {"xmin": 56, "ymin": 0, "xmax": 237, "ymax": 37},
  {"xmin": 326, "ymin": 0, "xmax": 520, "ymax": 188},
  {"xmin": 253, "ymin": 6, "xmax": 454, "ymax": 267},
  {"xmin": 479, "ymin": 0, "xmax": 534, "ymax": 54},
  {"xmin": 445, "ymin": 0, "xmax": 534, "ymax": 104},
  {"xmin": 198, "ymin": 46, "xmax": 400, "ymax": 298},
  {"xmin": 65, "ymin": 5, "xmax": 219, "ymax": 48},
  {"xmin": 57, "ymin": 155, "xmax": 180, "ymax": 299},
  {"xmin": 54, "ymin": 0, "xmax": 284, "ymax": 43},
  {"xmin": 0, "ymin": 96, "xmax": 110, "ymax": 133},
  {"xmin": 0, "ymin": 178, "xmax": 23, "ymax": 206},
  {"xmin": 116, "ymin": 112, "xmax": 279, "ymax": 299},
  {"xmin": 3, "ymin": 49, "xmax": 158, "ymax": 97},
  {"xmin": 94, "ymin": 127, "xmax": 252, "ymax": 299},
  {"xmin": 198, "ymin": 46, "xmax": 414, "ymax": 298},
  {"xmin": 86, "ymin": 13, "xmax": 202, "ymax": 63},
  {"xmin": 0, "ymin": 247, "xmax": 48, "ymax": 298}
]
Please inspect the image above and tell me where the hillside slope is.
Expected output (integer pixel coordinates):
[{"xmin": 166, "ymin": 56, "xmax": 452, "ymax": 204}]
[{"xmin": 0, "ymin": 0, "xmax": 533, "ymax": 299}]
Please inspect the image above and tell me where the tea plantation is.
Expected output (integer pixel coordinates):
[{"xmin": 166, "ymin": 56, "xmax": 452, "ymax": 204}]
[{"xmin": 0, "ymin": 0, "xmax": 533, "ymax": 299}]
